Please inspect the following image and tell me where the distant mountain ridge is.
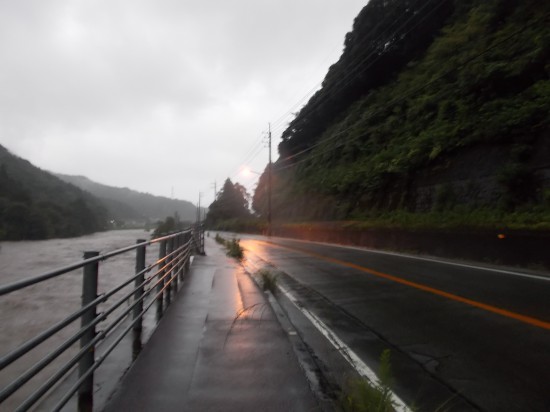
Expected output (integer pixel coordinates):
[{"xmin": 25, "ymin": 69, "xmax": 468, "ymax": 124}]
[
  {"xmin": 56, "ymin": 174, "xmax": 199, "ymax": 225},
  {"xmin": 0, "ymin": 144, "xmax": 107, "ymax": 240}
]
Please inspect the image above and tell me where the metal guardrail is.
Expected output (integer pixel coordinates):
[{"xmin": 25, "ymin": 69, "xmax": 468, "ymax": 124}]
[{"xmin": 0, "ymin": 226, "xmax": 203, "ymax": 411}]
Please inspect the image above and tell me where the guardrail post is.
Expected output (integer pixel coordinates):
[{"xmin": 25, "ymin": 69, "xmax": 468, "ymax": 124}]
[
  {"xmin": 79, "ymin": 251, "xmax": 99, "ymax": 412},
  {"xmin": 179, "ymin": 233, "xmax": 186, "ymax": 281},
  {"xmin": 192, "ymin": 225, "xmax": 205, "ymax": 255},
  {"xmin": 180, "ymin": 233, "xmax": 189, "ymax": 282},
  {"xmin": 173, "ymin": 235, "xmax": 179, "ymax": 292},
  {"xmin": 156, "ymin": 240, "xmax": 167, "ymax": 321},
  {"xmin": 192, "ymin": 226, "xmax": 200, "ymax": 255},
  {"xmin": 165, "ymin": 237, "xmax": 174, "ymax": 306},
  {"xmin": 133, "ymin": 240, "xmax": 146, "ymax": 359},
  {"xmin": 184, "ymin": 232, "xmax": 191, "ymax": 276},
  {"xmin": 200, "ymin": 225, "xmax": 205, "ymax": 255}
]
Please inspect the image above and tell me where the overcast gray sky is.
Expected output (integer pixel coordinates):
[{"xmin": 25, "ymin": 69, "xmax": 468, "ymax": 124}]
[{"xmin": 0, "ymin": 0, "xmax": 366, "ymax": 205}]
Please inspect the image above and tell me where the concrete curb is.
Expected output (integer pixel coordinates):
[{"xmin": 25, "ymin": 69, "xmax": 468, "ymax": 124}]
[{"xmin": 242, "ymin": 267, "xmax": 338, "ymax": 412}]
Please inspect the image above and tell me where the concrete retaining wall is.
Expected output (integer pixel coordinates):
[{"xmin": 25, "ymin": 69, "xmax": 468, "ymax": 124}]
[{"xmin": 272, "ymin": 225, "xmax": 550, "ymax": 271}]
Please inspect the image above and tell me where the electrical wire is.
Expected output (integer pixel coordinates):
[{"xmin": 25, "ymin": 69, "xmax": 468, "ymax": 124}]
[
  {"xmin": 274, "ymin": 0, "xmax": 450, "ymax": 164},
  {"xmin": 274, "ymin": 9, "xmax": 550, "ymax": 173},
  {"xmin": 203, "ymin": 0, "xmax": 450, "ymax": 205},
  {"xmin": 267, "ymin": 0, "xmax": 431, "ymax": 136},
  {"xmin": 271, "ymin": 0, "xmax": 449, "ymax": 141}
]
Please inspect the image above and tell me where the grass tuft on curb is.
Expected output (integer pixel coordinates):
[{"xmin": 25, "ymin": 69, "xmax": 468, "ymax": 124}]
[
  {"xmin": 257, "ymin": 269, "xmax": 278, "ymax": 294},
  {"xmin": 215, "ymin": 234, "xmax": 244, "ymax": 260},
  {"xmin": 225, "ymin": 238, "xmax": 244, "ymax": 260},
  {"xmin": 340, "ymin": 349, "xmax": 396, "ymax": 412}
]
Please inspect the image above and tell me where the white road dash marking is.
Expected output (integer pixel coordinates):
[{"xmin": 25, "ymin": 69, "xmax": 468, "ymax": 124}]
[
  {"xmin": 278, "ymin": 285, "xmax": 411, "ymax": 412},
  {"xmin": 273, "ymin": 237, "xmax": 550, "ymax": 282}
]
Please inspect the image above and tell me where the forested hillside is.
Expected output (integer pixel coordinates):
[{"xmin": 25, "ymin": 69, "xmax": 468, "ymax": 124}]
[
  {"xmin": 0, "ymin": 145, "xmax": 107, "ymax": 240},
  {"xmin": 56, "ymin": 174, "xmax": 199, "ymax": 226},
  {"xmin": 253, "ymin": 0, "xmax": 550, "ymax": 229}
]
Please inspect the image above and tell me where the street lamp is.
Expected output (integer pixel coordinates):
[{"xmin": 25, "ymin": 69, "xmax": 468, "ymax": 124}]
[{"xmin": 241, "ymin": 166, "xmax": 260, "ymax": 177}]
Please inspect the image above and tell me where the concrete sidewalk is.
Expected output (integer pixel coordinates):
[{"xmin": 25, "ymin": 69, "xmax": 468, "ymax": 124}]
[{"xmin": 104, "ymin": 237, "xmax": 320, "ymax": 412}]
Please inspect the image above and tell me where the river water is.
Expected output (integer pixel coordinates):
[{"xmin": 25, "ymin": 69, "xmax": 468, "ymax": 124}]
[{"xmin": 0, "ymin": 229, "xmax": 160, "ymax": 410}]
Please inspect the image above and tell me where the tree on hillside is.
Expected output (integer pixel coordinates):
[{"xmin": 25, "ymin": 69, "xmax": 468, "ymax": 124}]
[
  {"xmin": 206, "ymin": 178, "xmax": 250, "ymax": 226},
  {"xmin": 277, "ymin": 0, "xmax": 455, "ymax": 159},
  {"xmin": 0, "ymin": 148, "xmax": 108, "ymax": 240}
]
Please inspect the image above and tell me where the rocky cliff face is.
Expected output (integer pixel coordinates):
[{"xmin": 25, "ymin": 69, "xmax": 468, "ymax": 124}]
[
  {"xmin": 411, "ymin": 135, "xmax": 550, "ymax": 212},
  {"xmin": 253, "ymin": 0, "xmax": 550, "ymax": 222}
]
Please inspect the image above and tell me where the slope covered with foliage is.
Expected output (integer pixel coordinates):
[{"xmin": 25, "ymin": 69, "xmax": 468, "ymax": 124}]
[
  {"xmin": 253, "ymin": 0, "xmax": 550, "ymax": 229},
  {"xmin": 0, "ymin": 145, "xmax": 108, "ymax": 240}
]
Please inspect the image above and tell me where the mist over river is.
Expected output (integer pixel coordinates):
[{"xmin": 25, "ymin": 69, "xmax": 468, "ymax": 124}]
[{"xmin": 0, "ymin": 229, "xmax": 159, "ymax": 410}]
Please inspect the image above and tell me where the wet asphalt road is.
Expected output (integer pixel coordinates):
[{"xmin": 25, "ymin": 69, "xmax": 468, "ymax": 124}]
[{"xmin": 238, "ymin": 235, "xmax": 550, "ymax": 412}]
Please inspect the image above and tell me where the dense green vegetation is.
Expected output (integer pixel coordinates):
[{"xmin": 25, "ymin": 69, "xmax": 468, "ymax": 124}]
[
  {"xmin": 151, "ymin": 214, "xmax": 191, "ymax": 238},
  {"xmin": 0, "ymin": 145, "xmax": 108, "ymax": 240},
  {"xmin": 253, "ymin": 0, "xmax": 550, "ymax": 230},
  {"xmin": 205, "ymin": 179, "xmax": 252, "ymax": 229}
]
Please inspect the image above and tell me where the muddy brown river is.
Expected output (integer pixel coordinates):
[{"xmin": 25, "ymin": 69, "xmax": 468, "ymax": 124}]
[{"xmin": 0, "ymin": 229, "xmax": 159, "ymax": 410}]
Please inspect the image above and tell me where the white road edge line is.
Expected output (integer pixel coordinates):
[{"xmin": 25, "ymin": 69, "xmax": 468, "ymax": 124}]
[
  {"xmin": 276, "ymin": 237, "xmax": 550, "ymax": 282},
  {"xmin": 278, "ymin": 284, "xmax": 411, "ymax": 412}
]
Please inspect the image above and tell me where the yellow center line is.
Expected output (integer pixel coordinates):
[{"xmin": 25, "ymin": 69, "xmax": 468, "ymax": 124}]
[{"xmin": 257, "ymin": 240, "xmax": 550, "ymax": 331}]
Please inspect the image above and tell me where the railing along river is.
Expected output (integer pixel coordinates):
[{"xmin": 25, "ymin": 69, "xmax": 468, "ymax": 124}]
[{"xmin": 0, "ymin": 227, "xmax": 205, "ymax": 411}]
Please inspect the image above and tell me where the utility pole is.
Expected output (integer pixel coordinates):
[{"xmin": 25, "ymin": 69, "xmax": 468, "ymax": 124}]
[
  {"xmin": 267, "ymin": 123, "xmax": 272, "ymax": 237},
  {"xmin": 211, "ymin": 181, "xmax": 217, "ymax": 200},
  {"xmin": 197, "ymin": 192, "xmax": 202, "ymax": 223}
]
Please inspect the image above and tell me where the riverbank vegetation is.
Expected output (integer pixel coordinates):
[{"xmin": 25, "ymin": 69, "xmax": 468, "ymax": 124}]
[{"xmin": 151, "ymin": 214, "xmax": 192, "ymax": 237}]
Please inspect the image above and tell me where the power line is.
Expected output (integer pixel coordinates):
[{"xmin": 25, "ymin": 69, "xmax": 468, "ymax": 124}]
[
  {"xmin": 273, "ymin": 0, "xmax": 449, "ymax": 165},
  {"xmin": 271, "ymin": 0, "xmax": 449, "ymax": 141},
  {"xmin": 269, "ymin": 40, "xmax": 348, "ymax": 132},
  {"xmin": 274, "ymin": 9, "xmax": 550, "ymax": 173},
  {"xmin": 211, "ymin": 181, "xmax": 217, "ymax": 200},
  {"xmin": 237, "ymin": 133, "xmax": 266, "ymax": 166},
  {"xmin": 202, "ymin": 1, "xmax": 452, "ymax": 212},
  {"xmin": 204, "ymin": 0, "xmax": 449, "ymax": 207},
  {"xmin": 267, "ymin": 0, "xmax": 423, "ymax": 136}
]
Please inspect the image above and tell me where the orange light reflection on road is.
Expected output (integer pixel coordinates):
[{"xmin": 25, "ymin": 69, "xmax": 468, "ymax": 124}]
[
  {"xmin": 241, "ymin": 239, "xmax": 270, "ymax": 260},
  {"xmin": 257, "ymin": 240, "xmax": 550, "ymax": 331}
]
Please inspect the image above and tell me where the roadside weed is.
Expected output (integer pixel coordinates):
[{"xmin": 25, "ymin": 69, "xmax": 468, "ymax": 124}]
[
  {"xmin": 215, "ymin": 234, "xmax": 244, "ymax": 260},
  {"xmin": 340, "ymin": 349, "xmax": 395, "ymax": 412},
  {"xmin": 224, "ymin": 303, "xmax": 269, "ymax": 347},
  {"xmin": 225, "ymin": 238, "xmax": 244, "ymax": 260},
  {"xmin": 257, "ymin": 269, "xmax": 278, "ymax": 294}
]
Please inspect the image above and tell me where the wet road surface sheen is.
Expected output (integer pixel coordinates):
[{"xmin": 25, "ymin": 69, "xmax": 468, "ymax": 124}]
[
  {"xmin": 104, "ymin": 237, "xmax": 319, "ymax": 412},
  {"xmin": 239, "ymin": 235, "xmax": 550, "ymax": 412}
]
